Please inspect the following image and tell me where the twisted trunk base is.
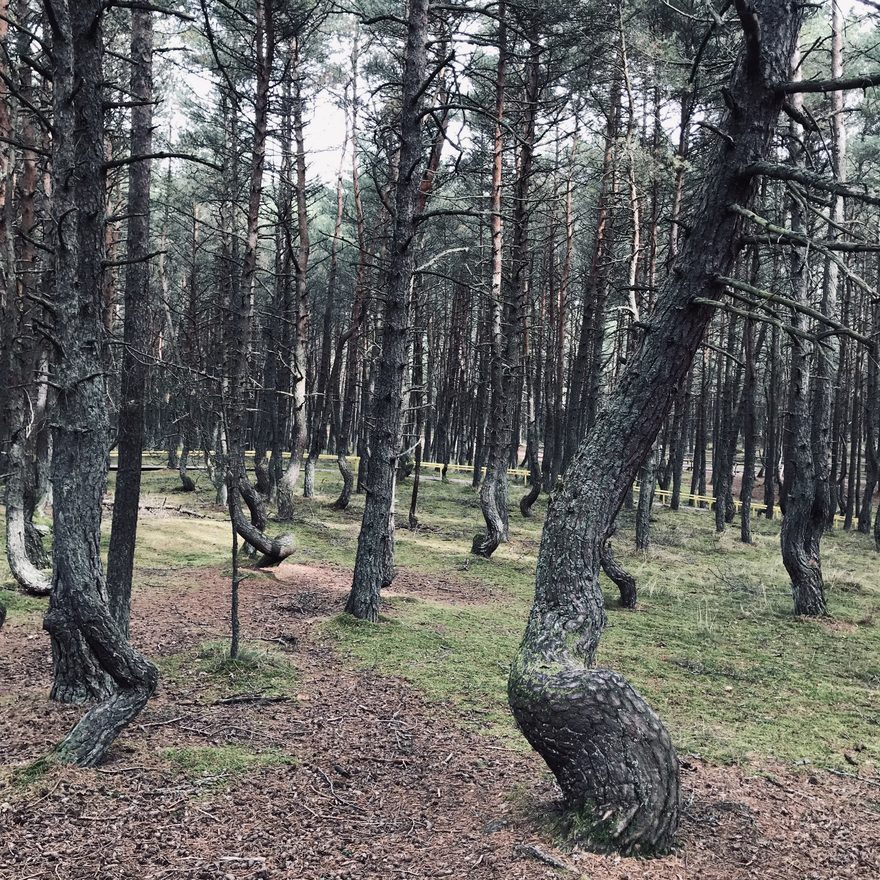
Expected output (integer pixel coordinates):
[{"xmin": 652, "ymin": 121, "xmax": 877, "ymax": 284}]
[
  {"xmin": 6, "ymin": 439, "xmax": 52, "ymax": 595},
  {"xmin": 472, "ymin": 467, "xmax": 508, "ymax": 558},
  {"xmin": 519, "ymin": 426, "xmax": 542, "ymax": 517},
  {"xmin": 45, "ymin": 591, "xmax": 158, "ymax": 765},
  {"xmin": 509, "ymin": 662, "xmax": 679, "ymax": 855},
  {"xmin": 228, "ymin": 474, "xmax": 294, "ymax": 568},
  {"xmin": 254, "ymin": 450, "xmax": 272, "ymax": 498},
  {"xmin": 277, "ymin": 454, "xmax": 302, "ymax": 521},
  {"xmin": 178, "ymin": 444, "xmax": 196, "ymax": 492},
  {"xmin": 239, "ymin": 476, "xmax": 268, "ymax": 532},
  {"xmin": 333, "ymin": 453, "xmax": 354, "ymax": 510},
  {"xmin": 600, "ymin": 536, "xmax": 637, "ymax": 609}
]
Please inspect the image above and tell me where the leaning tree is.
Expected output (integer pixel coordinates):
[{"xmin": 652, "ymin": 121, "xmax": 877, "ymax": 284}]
[{"xmin": 508, "ymin": 0, "xmax": 805, "ymax": 855}]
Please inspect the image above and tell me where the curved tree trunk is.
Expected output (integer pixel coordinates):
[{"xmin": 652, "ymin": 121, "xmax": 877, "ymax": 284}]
[
  {"xmin": 178, "ymin": 439, "xmax": 196, "ymax": 492},
  {"xmin": 519, "ymin": 421, "xmax": 542, "ymax": 518},
  {"xmin": 334, "ymin": 453, "xmax": 355, "ymax": 511},
  {"xmin": 600, "ymin": 529, "xmax": 636, "ymax": 609},
  {"xmin": 6, "ymin": 436, "xmax": 51, "ymax": 595},
  {"xmin": 509, "ymin": 6, "xmax": 802, "ymax": 853},
  {"xmin": 43, "ymin": 0, "xmax": 158, "ymax": 764}
]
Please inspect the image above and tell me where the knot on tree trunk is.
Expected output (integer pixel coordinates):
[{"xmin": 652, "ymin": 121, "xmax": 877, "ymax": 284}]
[{"xmin": 508, "ymin": 660, "xmax": 679, "ymax": 856}]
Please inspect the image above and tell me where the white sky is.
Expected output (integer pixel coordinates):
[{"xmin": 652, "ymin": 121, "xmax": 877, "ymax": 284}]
[{"xmin": 164, "ymin": 0, "xmax": 879, "ymax": 185}]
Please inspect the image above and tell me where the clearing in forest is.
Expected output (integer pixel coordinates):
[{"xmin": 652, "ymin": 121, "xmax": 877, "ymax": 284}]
[{"xmin": 1, "ymin": 469, "xmax": 878, "ymax": 879}]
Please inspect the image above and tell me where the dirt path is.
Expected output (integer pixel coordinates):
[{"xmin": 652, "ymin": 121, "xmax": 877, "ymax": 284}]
[{"xmin": 1, "ymin": 561, "xmax": 878, "ymax": 879}]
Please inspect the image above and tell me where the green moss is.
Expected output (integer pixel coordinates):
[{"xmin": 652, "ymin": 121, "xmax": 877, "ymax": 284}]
[
  {"xmin": 305, "ymin": 471, "xmax": 879, "ymax": 771},
  {"xmin": 157, "ymin": 640, "xmax": 298, "ymax": 699},
  {"xmin": 10, "ymin": 755, "xmax": 57, "ymax": 788},
  {"xmin": 163, "ymin": 745, "xmax": 295, "ymax": 780},
  {"xmin": 0, "ymin": 588, "xmax": 47, "ymax": 621}
]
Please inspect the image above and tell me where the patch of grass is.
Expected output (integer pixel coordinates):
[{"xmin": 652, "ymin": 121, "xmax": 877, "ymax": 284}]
[
  {"xmin": 0, "ymin": 588, "xmax": 47, "ymax": 621},
  {"xmin": 157, "ymin": 640, "xmax": 298, "ymax": 699},
  {"xmin": 10, "ymin": 755, "xmax": 56, "ymax": 788},
  {"xmin": 307, "ymin": 471, "xmax": 879, "ymax": 771},
  {"xmin": 326, "ymin": 603, "xmax": 526, "ymax": 745},
  {"xmin": 163, "ymin": 745, "xmax": 294, "ymax": 780}
]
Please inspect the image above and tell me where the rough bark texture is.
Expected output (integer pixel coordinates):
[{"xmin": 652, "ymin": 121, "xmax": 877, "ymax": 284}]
[
  {"xmin": 42, "ymin": 0, "xmax": 158, "ymax": 763},
  {"xmin": 106, "ymin": 6, "xmax": 154, "ymax": 634},
  {"xmin": 635, "ymin": 451, "xmax": 657, "ymax": 553},
  {"xmin": 779, "ymin": 65, "xmax": 828, "ymax": 616},
  {"xmin": 508, "ymin": 4, "xmax": 802, "ymax": 854},
  {"xmin": 6, "ymin": 433, "xmax": 51, "ymax": 595},
  {"xmin": 345, "ymin": 0, "xmax": 429, "ymax": 621}
]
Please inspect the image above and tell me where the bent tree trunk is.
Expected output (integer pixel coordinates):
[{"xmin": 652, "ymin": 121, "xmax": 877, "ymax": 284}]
[
  {"xmin": 600, "ymin": 527, "xmax": 636, "ymax": 609},
  {"xmin": 6, "ymin": 434, "xmax": 51, "ymax": 595},
  {"xmin": 43, "ymin": 0, "xmax": 158, "ymax": 763},
  {"xmin": 508, "ymin": 5, "xmax": 802, "ymax": 854}
]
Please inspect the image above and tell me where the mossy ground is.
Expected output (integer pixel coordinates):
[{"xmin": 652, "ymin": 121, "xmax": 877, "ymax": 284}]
[
  {"xmin": 156, "ymin": 639, "xmax": 298, "ymax": 700},
  {"xmin": 2, "ymin": 464, "xmax": 878, "ymax": 771},
  {"xmin": 162, "ymin": 744, "xmax": 295, "ymax": 781}
]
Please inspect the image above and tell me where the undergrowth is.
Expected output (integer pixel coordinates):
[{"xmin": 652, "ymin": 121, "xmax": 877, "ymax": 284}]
[
  {"xmin": 163, "ymin": 745, "xmax": 295, "ymax": 781},
  {"xmin": 157, "ymin": 640, "xmax": 298, "ymax": 700}
]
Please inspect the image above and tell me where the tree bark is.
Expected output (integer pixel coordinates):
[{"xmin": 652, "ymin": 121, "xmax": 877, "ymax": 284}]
[
  {"xmin": 106, "ymin": 5, "xmax": 154, "ymax": 634},
  {"xmin": 345, "ymin": 0, "xmax": 430, "ymax": 620},
  {"xmin": 42, "ymin": 0, "xmax": 158, "ymax": 764},
  {"xmin": 277, "ymin": 38, "xmax": 311, "ymax": 519},
  {"xmin": 472, "ymin": 3, "xmax": 510, "ymax": 558},
  {"xmin": 509, "ymin": 5, "xmax": 803, "ymax": 853}
]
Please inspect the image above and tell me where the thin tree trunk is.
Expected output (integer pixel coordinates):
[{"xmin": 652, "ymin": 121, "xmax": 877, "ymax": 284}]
[
  {"xmin": 106, "ymin": 6, "xmax": 154, "ymax": 634},
  {"xmin": 472, "ymin": 3, "xmax": 510, "ymax": 557},
  {"xmin": 277, "ymin": 40, "xmax": 311, "ymax": 519},
  {"xmin": 780, "ymin": 60, "xmax": 827, "ymax": 616}
]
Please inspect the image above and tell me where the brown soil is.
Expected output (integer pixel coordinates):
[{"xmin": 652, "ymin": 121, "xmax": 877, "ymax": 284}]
[{"xmin": 1, "ymin": 560, "xmax": 878, "ymax": 880}]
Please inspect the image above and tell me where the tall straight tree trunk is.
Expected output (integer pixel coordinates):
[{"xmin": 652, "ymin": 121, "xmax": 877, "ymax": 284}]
[
  {"xmin": 508, "ymin": 5, "xmax": 803, "ymax": 853},
  {"xmin": 741, "ymin": 315, "xmax": 757, "ymax": 542},
  {"xmin": 781, "ymin": 14, "xmax": 845, "ymax": 614},
  {"xmin": 814, "ymin": 1, "xmax": 845, "ymax": 535},
  {"xmin": 333, "ymin": 30, "xmax": 367, "ymax": 511},
  {"xmin": 345, "ymin": 0, "xmax": 430, "ymax": 621},
  {"xmin": 106, "ymin": 6, "xmax": 154, "ymax": 634},
  {"xmin": 277, "ymin": 38, "xmax": 311, "ymax": 519},
  {"xmin": 42, "ymin": 0, "xmax": 158, "ymax": 764},
  {"xmin": 764, "ymin": 322, "xmax": 781, "ymax": 518},
  {"xmin": 472, "ymin": 2, "xmax": 510, "ymax": 557},
  {"xmin": 564, "ymin": 77, "xmax": 621, "ymax": 467},
  {"xmin": 859, "ymin": 298, "xmax": 878, "ymax": 533},
  {"xmin": 305, "ymin": 124, "xmax": 348, "ymax": 498}
]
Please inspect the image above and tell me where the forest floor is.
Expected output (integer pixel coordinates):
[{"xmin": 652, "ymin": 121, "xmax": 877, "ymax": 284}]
[{"xmin": 1, "ymin": 468, "xmax": 879, "ymax": 879}]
